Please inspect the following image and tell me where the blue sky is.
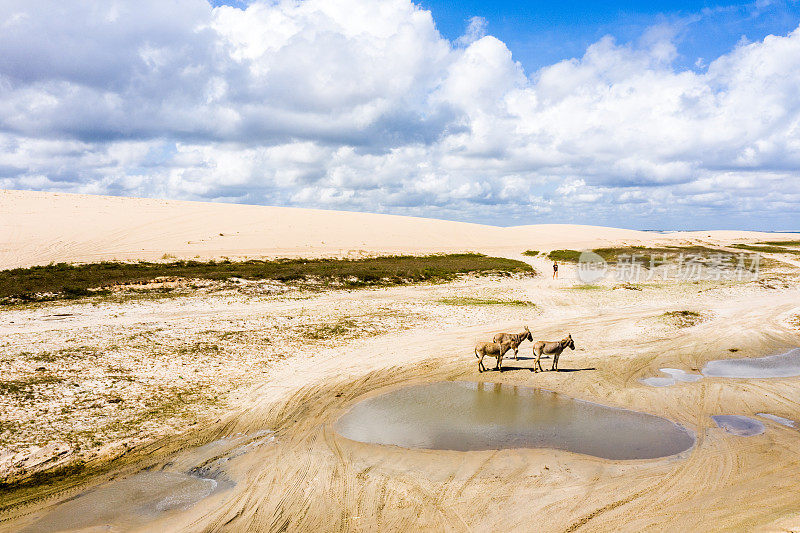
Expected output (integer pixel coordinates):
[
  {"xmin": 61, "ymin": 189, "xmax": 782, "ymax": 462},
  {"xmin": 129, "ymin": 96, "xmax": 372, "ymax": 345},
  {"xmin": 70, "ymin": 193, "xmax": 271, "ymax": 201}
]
[
  {"xmin": 1, "ymin": 0, "xmax": 800, "ymax": 230},
  {"xmin": 420, "ymin": 0, "xmax": 800, "ymax": 70}
]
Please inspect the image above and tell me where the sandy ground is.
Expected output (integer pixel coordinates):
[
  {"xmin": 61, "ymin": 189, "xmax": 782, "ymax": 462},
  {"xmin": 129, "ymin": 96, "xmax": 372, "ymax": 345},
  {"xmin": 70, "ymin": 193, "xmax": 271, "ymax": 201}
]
[
  {"xmin": 0, "ymin": 254, "xmax": 798, "ymax": 531},
  {"xmin": 1, "ymin": 189, "xmax": 798, "ymax": 269},
  {"xmin": 2, "ymin": 191, "xmax": 800, "ymax": 531}
]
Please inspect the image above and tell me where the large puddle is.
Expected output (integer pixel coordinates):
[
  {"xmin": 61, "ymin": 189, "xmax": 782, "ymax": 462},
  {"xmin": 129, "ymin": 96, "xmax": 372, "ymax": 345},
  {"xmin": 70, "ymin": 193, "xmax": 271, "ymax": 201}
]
[
  {"xmin": 702, "ymin": 348, "xmax": 800, "ymax": 378},
  {"xmin": 335, "ymin": 382, "xmax": 694, "ymax": 460}
]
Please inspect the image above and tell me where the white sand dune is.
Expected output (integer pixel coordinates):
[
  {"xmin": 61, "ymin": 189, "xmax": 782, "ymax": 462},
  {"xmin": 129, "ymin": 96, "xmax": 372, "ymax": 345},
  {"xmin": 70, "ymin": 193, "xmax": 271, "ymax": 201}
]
[{"xmin": 0, "ymin": 189, "xmax": 795, "ymax": 269}]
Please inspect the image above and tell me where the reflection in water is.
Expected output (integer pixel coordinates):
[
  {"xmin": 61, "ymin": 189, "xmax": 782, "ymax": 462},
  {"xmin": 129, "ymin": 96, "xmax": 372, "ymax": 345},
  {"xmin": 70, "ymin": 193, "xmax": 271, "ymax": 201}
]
[
  {"xmin": 702, "ymin": 348, "xmax": 800, "ymax": 378},
  {"xmin": 712, "ymin": 415, "xmax": 765, "ymax": 436},
  {"xmin": 335, "ymin": 382, "xmax": 695, "ymax": 460}
]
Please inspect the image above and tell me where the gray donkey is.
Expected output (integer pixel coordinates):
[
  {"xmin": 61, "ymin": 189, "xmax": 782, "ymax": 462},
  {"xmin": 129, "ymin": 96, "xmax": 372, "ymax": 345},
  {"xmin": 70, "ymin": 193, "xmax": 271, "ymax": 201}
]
[
  {"xmin": 475, "ymin": 341, "xmax": 512, "ymax": 372},
  {"xmin": 493, "ymin": 326, "xmax": 532, "ymax": 360},
  {"xmin": 532, "ymin": 334, "xmax": 575, "ymax": 372}
]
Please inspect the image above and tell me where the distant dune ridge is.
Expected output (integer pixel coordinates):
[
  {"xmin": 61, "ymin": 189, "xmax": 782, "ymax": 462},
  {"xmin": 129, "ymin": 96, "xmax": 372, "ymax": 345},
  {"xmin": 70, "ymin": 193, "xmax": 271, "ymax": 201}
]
[{"xmin": 0, "ymin": 189, "xmax": 795, "ymax": 270}]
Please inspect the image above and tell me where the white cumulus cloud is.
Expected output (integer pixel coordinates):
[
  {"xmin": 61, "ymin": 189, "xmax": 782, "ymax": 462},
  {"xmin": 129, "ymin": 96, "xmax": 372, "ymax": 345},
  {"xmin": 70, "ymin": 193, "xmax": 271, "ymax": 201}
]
[{"xmin": 0, "ymin": 0, "xmax": 798, "ymax": 229}]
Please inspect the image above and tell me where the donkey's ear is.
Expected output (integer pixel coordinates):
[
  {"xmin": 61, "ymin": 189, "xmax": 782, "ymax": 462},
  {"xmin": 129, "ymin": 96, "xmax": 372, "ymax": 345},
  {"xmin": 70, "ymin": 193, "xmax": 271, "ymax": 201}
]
[{"xmin": 525, "ymin": 325, "xmax": 530, "ymax": 331}]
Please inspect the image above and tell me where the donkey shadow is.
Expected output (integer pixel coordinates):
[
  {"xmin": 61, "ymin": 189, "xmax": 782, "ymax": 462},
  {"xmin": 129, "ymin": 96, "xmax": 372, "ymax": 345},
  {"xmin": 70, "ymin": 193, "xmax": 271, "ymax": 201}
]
[{"xmin": 531, "ymin": 367, "xmax": 596, "ymax": 373}]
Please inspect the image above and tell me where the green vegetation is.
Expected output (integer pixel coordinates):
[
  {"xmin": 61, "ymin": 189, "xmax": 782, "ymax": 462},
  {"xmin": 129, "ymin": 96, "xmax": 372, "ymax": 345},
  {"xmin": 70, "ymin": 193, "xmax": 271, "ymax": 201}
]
[
  {"xmin": 756, "ymin": 240, "xmax": 800, "ymax": 246},
  {"xmin": 731, "ymin": 243, "xmax": 800, "ymax": 254},
  {"xmin": 548, "ymin": 245, "xmax": 759, "ymax": 264},
  {"xmin": 522, "ymin": 250, "xmax": 539, "ymax": 256},
  {"xmin": 547, "ymin": 249, "xmax": 583, "ymax": 262},
  {"xmin": 568, "ymin": 285, "xmax": 603, "ymax": 290},
  {"xmin": 297, "ymin": 319, "xmax": 360, "ymax": 339},
  {"xmin": 0, "ymin": 374, "xmax": 65, "ymax": 398},
  {"xmin": 661, "ymin": 310, "xmax": 705, "ymax": 328},
  {"xmin": 592, "ymin": 245, "xmax": 734, "ymax": 263},
  {"xmin": 0, "ymin": 254, "xmax": 535, "ymax": 305},
  {"xmin": 437, "ymin": 297, "xmax": 536, "ymax": 306}
]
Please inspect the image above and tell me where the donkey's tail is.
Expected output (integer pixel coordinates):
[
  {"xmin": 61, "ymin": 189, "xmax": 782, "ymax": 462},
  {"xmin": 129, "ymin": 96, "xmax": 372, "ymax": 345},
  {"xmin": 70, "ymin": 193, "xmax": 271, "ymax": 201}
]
[{"xmin": 474, "ymin": 347, "xmax": 479, "ymax": 358}]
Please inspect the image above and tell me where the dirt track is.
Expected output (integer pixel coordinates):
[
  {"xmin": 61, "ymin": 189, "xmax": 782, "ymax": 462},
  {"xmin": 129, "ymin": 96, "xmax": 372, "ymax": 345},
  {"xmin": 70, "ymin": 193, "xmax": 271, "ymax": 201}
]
[{"xmin": 4, "ymin": 258, "xmax": 800, "ymax": 532}]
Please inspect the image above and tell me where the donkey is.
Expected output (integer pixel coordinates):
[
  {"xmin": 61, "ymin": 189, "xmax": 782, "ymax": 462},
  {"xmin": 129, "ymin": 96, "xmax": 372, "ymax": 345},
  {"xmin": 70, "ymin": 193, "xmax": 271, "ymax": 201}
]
[
  {"xmin": 475, "ymin": 341, "xmax": 512, "ymax": 372},
  {"xmin": 493, "ymin": 326, "xmax": 532, "ymax": 360},
  {"xmin": 532, "ymin": 334, "xmax": 575, "ymax": 372}
]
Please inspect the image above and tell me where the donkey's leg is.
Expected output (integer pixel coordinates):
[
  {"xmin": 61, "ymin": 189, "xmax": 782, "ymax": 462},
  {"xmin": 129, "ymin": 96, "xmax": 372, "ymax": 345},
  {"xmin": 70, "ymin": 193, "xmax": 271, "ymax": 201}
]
[
  {"xmin": 552, "ymin": 351, "xmax": 559, "ymax": 371},
  {"xmin": 514, "ymin": 347, "xmax": 518, "ymax": 361},
  {"xmin": 478, "ymin": 353, "xmax": 485, "ymax": 372},
  {"xmin": 497, "ymin": 355, "xmax": 502, "ymax": 372},
  {"xmin": 533, "ymin": 349, "xmax": 542, "ymax": 372}
]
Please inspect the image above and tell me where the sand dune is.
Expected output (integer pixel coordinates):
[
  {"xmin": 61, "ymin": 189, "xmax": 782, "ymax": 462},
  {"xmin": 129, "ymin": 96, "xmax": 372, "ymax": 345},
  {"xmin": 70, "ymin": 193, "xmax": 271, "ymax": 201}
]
[{"xmin": 1, "ymin": 189, "xmax": 795, "ymax": 269}]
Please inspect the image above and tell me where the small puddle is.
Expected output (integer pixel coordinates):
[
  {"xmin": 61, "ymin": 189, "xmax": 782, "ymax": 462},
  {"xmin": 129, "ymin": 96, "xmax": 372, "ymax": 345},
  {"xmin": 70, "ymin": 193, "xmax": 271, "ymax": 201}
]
[
  {"xmin": 335, "ymin": 382, "xmax": 694, "ymax": 460},
  {"xmin": 641, "ymin": 368, "xmax": 703, "ymax": 387},
  {"xmin": 757, "ymin": 413, "xmax": 796, "ymax": 427},
  {"xmin": 702, "ymin": 348, "xmax": 800, "ymax": 378},
  {"xmin": 711, "ymin": 415, "xmax": 765, "ymax": 436},
  {"xmin": 22, "ymin": 471, "xmax": 224, "ymax": 532},
  {"xmin": 22, "ymin": 430, "xmax": 274, "ymax": 532},
  {"xmin": 641, "ymin": 348, "xmax": 800, "ymax": 387}
]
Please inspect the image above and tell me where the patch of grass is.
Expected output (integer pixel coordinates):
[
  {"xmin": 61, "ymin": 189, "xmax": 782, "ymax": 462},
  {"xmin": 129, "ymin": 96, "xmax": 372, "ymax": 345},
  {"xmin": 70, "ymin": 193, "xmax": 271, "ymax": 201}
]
[
  {"xmin": 0, "ymin": 374, "xmax": 65, "ymax": 398},
  {"xmin": 522, "ymin": 250, "xmax": 539, "ymax": 257},
  {"xmin": 756, "ymin": 240, "xmax": 800, "ymax": 246},
  {"xmin": 32, "ymin": 346, "xmax": 98, "ymax": 362},
  {"xmin": 175, "ymin": 342, "xmax": 221, "ymax": 356},
  {"xmin": 547, "ymin": 249, "xmax": 583, "ymax": 262},
  {"xmin": 437, "ymin": 297, "xmax": 536, "ymax": 306},
  {"xmin": 297, "ymin": 319, "xmax": 360, "ymax": 340},
  {"xmin": 592, "ymin": 245, "xmax": 735, "ymax": 263},
  {"xmin": 731, "ymin": 243, "xmax": 800, "ymax": 254},
  {"xmin": 0, "ymin": 254, "xmax": 535, "ymax": 305},
  {"xmin": 661, "ymin": 310, "xmax": 705, "ymax": 328},
  {"xmin": 569, "ymin": 284, "xmax": 604, "ymax": 290}
]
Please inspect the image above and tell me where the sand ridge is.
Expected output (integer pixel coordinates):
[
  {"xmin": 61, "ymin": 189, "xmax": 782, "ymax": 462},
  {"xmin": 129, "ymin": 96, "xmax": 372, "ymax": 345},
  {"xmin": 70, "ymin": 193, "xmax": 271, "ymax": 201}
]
[{"xmin": 2, "ymin": 189, "xmax": 797, "ymax": 269}]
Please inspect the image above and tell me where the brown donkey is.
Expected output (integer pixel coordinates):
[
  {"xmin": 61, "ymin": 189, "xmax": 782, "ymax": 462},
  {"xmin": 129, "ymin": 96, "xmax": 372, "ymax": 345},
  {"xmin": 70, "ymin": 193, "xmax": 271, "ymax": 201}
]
[
  {"xmin": 492, "ymin": 326, "xmax": 532, "ymax": 360},
  {"xmin": 532, "ymin": 334, "xmax": 575, "ymax": 372},
  {"xmin": 475, "ymin": 341, "xmax": 512, "ymax": 372}
]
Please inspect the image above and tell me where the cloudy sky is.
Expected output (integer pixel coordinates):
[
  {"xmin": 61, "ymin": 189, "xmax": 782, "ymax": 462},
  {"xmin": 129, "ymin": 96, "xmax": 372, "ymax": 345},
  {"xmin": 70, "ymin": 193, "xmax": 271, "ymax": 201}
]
[{"xmin": 1, "ymin": 0, "xmax": 799, "ymax": 229}]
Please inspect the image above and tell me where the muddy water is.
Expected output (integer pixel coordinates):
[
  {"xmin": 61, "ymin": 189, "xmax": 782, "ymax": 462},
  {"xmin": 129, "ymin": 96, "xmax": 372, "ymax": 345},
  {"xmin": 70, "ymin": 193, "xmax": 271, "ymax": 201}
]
[
  {"xmin": 335, "ymin": 382, "xmax": 695, "ymax": 460},
  {"xmin": 702, "ymin": 348, "xmax": 800, "ymax": 378}
]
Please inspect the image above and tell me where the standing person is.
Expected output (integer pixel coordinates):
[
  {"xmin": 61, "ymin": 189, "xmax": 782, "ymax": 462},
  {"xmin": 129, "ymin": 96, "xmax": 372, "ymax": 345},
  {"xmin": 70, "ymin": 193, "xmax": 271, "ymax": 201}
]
[{"xmin": 553, "ymin": 261, "xmax": 559, "ymax": 280}]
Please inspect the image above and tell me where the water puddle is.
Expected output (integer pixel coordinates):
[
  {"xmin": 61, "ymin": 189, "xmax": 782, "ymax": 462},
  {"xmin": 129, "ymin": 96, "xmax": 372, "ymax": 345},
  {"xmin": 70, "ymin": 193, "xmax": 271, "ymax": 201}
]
[
  {"xmin": 335, "ymin": 382, "xmax": 694, "ymax": 460},
  {"xmin": 702, "ymin": 348, "xmax": 800, "ymax": 378},
  {"xmin": 640, "ymin": 368, "xmax": 703, "ymax": 387},
  {"xmin": 22, "ymin": 471, "xmax": 224, "ymax": 532},
  {"xmin": 22, "ymin": 430, "xmax": 274, "ymax": 532},
  {"xmin": 757, "ymin": 413, "xmax": 796, "ymax": 427},
  {"xmin": 711, "ymin": 415, "xmax": 765, "ymax": 436},
  {"xmin": 641, "ymin": 348, "xmax": 800, "ymax": 387}
]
